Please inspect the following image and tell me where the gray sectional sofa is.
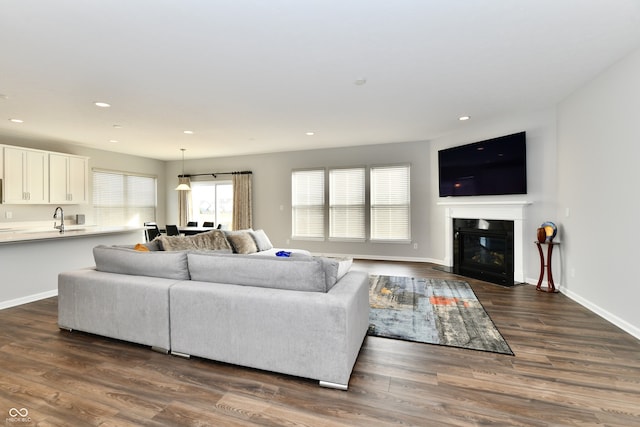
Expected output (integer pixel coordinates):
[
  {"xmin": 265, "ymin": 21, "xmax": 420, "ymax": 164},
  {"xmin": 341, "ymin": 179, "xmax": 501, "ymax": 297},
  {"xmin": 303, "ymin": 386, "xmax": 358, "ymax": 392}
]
[{"xmin": 58, "ymin": 232, "xmax": 369, "ymax": 390}]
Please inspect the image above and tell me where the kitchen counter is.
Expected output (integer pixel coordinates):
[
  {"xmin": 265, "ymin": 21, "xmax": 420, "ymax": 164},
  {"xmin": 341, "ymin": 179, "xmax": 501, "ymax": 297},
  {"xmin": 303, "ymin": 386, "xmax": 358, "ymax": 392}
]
[
  {"xmin": 0, "ymin": 225, "xmax": 143, "ymax": 245},
  {"xmin": 0, "ymin": 225, "xmax": 144, "ymax": 309}
]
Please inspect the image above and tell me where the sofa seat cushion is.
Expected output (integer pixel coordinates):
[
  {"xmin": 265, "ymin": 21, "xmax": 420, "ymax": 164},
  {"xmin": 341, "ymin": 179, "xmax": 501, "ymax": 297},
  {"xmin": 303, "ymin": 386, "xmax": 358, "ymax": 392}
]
[
  {"xmin": 93, "ymin": 245, "xmax": 190, "ymax": 280},
  {"xmin": 247, "ymin": 248, "xmax": 311, "ymax": 257},
  {"xmin": 157, "ymin": 230, "xmax": 232, "ymax": 252},
  {"xmin": 188, "ymin": 252, "xmax": 339, "ymax": 292}
]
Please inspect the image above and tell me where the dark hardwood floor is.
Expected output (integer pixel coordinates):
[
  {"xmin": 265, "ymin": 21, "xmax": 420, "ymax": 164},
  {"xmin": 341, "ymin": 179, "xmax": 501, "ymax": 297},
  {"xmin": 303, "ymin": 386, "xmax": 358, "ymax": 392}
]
[{"xmin": 1, "ymin": 260, "xmax": 639, "ymax": 426}]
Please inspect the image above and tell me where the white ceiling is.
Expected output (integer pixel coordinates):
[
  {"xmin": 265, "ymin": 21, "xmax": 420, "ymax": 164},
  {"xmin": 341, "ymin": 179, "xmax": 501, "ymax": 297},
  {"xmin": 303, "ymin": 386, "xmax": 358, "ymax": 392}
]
[{"xmin": 1, "ymin": 1, "xmax": 640, "ymax": 161}]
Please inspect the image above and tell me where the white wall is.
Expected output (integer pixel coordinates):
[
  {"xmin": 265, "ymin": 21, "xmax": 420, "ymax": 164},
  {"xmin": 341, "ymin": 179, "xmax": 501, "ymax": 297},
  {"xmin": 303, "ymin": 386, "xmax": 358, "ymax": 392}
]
[
  {"xmin": 165, "ymin": 141, "xmax": 434, "ymax": 261},
  {"xmin": 557, "ymin": 46, "xmax": 640, "ymax": 338},
  {"xmin": 427, "ymin": 107, "xmax": 559, "ymax": 283}
]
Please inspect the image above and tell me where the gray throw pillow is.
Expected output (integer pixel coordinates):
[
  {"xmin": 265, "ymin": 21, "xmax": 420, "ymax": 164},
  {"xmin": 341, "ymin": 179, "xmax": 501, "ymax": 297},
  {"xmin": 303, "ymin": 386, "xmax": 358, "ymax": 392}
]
[{"xmin": 227, "ymin": 232, "xmax": 258, "ymax": 254}]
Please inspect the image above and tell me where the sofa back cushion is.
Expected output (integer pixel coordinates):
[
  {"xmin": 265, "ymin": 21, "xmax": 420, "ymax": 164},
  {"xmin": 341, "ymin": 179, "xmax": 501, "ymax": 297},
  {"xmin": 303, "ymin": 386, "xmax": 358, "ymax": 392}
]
[
  {"xmin": 188, "ymin": 253, "xmax": 337, "ymax": 292},
  {"xmin": 93, "ymin": 245, "xmax": 190, "ymax": 280}
]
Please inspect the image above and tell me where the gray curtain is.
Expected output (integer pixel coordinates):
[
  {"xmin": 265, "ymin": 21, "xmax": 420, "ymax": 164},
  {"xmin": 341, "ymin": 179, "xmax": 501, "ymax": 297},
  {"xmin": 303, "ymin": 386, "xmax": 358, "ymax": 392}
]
[
  {"xmin": 177, "ymin": 177, "xmax": 191, "ymax": 227},
  {"xmin": 232, "ymin": 173, "xmax": 252, "ymax": 230}
]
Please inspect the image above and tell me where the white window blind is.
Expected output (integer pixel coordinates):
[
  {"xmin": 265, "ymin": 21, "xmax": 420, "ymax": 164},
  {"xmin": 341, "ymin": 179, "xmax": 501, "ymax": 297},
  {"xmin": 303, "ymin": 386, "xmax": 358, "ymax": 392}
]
[
  {"xmin": 93, "ymin": 170, "xmax": 157, "ymax": 226},
  {"xmin": 370, "ymin": 165, "xmax": 411, "ymax": 241},
  {"xmin": 329, "ymin": 167, "xmax": 365, "ymax": 240},
  {"xmin": 292, "ymin": 169, "xmax": 325, "ymax": 239}
]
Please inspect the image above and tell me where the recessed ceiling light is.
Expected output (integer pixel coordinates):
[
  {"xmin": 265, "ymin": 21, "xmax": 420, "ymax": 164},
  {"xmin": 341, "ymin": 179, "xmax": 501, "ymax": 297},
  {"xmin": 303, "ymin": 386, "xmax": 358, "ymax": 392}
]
[
  {"xmin": 306, "ymin": 132, "xmax": 315, "ymax": 136},
  {"xmin": 0, "ymin": 94, "xmax": 8, "ymax": 100},
  {"xmin": 183, "ymin": 130, "xmax": 194, "ymax": 135},
  {"xmin": 112, "ymin": 124, "xmax": 123, "ymax": 129},
  {"xmin": 354, "ymin": 78, "xmax": 367, "ymax": 86},
  {"xmin": 94, "ymin": 101, "xmax": 111, "ymax": 108},
  {"xmin": 9, "ymin": 118, "xmax": 24, "ymax": 123},
  {"xmin": 459, "ymin": 116, "xmax": 471, "ymax": 121},
  {"xmin": 109, "ymin": 139, "xmax": 119, "ymax": 143}
]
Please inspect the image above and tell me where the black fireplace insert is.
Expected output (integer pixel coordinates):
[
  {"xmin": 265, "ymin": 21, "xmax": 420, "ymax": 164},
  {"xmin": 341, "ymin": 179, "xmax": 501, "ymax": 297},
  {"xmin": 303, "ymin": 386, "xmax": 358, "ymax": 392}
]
[{"xmin": 453, "ymin": 218, "xmax": 514, "ymax": 287}]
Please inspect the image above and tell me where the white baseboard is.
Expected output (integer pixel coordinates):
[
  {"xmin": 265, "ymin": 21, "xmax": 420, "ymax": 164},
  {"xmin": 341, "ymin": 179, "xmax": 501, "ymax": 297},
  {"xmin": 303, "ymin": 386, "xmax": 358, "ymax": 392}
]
[
  {"xmin": 0, "ymin": 289, "xmax": 58, "ymax": 310},
  {"xmin": 562, "ymin": 288, "xmax": 640, "ymax": 340}
]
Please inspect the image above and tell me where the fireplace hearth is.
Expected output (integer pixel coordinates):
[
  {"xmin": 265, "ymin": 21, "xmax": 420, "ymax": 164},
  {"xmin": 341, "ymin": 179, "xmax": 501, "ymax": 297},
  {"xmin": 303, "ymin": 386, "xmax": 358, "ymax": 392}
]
[{"xmin": 453, "ymin": 218, "xmax": 514, "ymax": 287}]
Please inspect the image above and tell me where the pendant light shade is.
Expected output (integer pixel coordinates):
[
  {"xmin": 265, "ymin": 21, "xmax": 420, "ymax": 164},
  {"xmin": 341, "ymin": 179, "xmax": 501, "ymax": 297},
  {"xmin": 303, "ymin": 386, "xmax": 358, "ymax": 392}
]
[{"xmin": 175, "ymin": 148, "xmax": 191, "ymax": 191}]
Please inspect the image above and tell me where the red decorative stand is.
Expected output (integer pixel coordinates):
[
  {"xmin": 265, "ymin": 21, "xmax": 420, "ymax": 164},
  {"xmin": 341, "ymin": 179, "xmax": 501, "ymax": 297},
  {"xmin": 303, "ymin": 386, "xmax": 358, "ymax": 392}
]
[{"xmin": 535, "ymin": 241, "xmax": 559, "ymax": 293}]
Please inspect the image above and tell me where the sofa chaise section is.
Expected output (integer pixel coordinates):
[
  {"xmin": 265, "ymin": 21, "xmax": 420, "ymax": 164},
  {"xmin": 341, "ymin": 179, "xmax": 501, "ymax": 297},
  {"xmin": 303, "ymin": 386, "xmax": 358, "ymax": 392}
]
[
  {"xmin": 58, "ymin": 268, "xmax": 178, "ymax": 353},
  {"xmin": 58, "ymin": 246, "xmax": 191, "ymax": 353}
]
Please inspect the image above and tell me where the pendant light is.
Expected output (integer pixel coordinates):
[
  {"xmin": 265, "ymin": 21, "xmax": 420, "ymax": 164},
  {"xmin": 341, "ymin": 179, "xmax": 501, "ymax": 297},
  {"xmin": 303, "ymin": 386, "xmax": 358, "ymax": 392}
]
[{"xmin": 175, "ymin": 148, "xmax": 191, "ymax": 191}]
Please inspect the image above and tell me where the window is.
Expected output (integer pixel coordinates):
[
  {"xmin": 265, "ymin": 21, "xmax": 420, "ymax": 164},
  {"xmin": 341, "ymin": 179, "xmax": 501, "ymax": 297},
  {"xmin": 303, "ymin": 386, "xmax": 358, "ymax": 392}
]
[
  {"xmin": 190, "ymin": 180, "xmax": 233, "ymax": 228},
  {"xmin": 370, "ymin": 165, "xmax": 411, "ymax": 241},
  {"xmin": 93, "ymin": 170, "xmax": 157, "ymax": 226},
  {"xmin": 329, "ymin": 167, "xmax": 365, "ymax": 240},
  {"xmin": 292, "ymin": 169, "xmax": 325, "ymax": 239}
]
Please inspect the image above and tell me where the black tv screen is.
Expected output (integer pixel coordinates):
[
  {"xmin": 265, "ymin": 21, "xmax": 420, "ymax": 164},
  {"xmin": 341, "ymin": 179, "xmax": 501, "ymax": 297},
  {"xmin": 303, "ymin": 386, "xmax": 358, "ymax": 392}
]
[{"xmin": 438, "ymin": 131, "xmax": 527, "ymax": 197}]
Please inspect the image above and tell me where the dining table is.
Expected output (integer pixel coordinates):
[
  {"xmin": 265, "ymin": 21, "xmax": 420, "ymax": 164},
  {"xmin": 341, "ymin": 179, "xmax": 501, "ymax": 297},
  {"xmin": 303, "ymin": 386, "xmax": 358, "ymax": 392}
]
[{"xmin": 178, "ymin": 226, "xmax": 216, "ymax": 236}]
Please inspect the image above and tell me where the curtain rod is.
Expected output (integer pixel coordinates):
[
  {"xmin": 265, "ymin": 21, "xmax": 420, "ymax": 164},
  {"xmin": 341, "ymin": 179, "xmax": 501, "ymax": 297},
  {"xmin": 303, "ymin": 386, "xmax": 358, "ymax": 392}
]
[{"xmin": 178, "ymin": 171, "xmax": 252, "ymax": 178}]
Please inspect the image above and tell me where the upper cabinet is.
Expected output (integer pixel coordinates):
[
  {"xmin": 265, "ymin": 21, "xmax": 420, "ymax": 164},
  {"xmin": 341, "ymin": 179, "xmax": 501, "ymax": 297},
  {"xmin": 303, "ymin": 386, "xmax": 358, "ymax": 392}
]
[
  {"xmin": 49, "ymin": 153, "xmax": 89, "ymax": 204},
  {"xmin": 1, "ymin": 145, "xmax": 89, "ymax": 205},
  {"xmin": 3, "ymin": 146, "xmax": 49, "ymax": 204}
]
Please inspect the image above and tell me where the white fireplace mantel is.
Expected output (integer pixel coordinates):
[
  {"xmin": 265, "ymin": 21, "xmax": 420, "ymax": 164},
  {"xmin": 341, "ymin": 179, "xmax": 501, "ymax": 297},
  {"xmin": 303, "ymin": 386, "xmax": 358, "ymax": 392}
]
[{"xmin": 438, "ymin": 201, "xmax": 532, "ymax": 283}]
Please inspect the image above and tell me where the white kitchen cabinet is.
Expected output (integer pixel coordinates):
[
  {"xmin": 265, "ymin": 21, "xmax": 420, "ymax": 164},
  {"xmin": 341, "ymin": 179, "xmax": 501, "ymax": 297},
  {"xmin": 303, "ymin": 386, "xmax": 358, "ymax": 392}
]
[
  {"xmin": 49, "ymin": 153, "xmax": 89, "ymax": 204},
  {"xmin": 2, "ymin": 146, "xmax": 49, "ymax": 204}
]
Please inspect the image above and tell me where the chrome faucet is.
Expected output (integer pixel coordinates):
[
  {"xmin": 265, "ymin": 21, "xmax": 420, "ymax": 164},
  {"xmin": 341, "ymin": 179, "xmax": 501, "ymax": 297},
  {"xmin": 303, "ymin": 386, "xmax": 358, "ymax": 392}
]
[{"xmin": 53, "ymin": 206, "xmax": 65, "ymax": 233}]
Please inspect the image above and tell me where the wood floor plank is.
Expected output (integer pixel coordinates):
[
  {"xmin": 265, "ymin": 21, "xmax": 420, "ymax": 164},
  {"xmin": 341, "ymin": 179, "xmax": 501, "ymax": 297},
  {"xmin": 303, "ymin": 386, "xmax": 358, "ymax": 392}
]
[{"xmin": 0, "ymin": 260, "xmax": 639, "ymax": 426}]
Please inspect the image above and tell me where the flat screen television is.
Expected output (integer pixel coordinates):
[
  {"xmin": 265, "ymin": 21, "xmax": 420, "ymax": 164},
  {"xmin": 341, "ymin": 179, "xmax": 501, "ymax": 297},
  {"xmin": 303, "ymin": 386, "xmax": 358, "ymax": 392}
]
[{"xmin": 438, "ymin": 131, "xmax": 527, "ymax": 197}]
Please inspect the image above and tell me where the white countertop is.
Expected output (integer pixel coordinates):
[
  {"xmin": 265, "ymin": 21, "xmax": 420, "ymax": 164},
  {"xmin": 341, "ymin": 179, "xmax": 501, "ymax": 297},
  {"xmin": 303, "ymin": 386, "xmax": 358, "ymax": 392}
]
[{"xmin": 0, "ymin": 225, "xmax": 143, "ymax": 245}]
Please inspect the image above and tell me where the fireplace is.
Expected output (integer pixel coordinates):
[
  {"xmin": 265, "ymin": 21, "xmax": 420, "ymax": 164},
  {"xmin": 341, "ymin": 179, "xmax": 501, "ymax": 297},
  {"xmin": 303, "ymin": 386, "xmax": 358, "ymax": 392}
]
[
  {"xmin": 439, "ymin": 201, "xmax": 530, "ymax": 284},
  {"xmin": 453, "ymin": 218, "xmax": 514, "ymax": 287}
]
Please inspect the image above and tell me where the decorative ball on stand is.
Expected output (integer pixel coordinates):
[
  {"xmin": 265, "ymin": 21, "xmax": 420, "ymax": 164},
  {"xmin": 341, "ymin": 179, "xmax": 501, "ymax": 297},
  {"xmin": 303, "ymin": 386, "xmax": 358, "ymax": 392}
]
[{"xmin": 539, "ymin": 221, "xmax": 557, "ymax": 242}]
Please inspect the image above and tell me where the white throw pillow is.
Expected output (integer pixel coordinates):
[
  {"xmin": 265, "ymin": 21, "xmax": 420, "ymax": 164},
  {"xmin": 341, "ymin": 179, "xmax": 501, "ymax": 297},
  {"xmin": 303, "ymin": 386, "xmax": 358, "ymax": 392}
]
[
  {"xmin": 336, "ymin": 257, "xmax": 353, "ymax": 281},
  {"xmin": 251, "ymin": 229, "xmax": 274, "ymax": 251}
]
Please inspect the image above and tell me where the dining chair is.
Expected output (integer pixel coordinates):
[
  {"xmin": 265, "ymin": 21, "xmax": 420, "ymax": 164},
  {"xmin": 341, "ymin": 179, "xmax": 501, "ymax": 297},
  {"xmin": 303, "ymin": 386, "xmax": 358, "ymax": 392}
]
[
  {"xmin": 203, "ymin": 221, "xmax": 214, "ymax": 228},
  {"xmin": 165, "ymin": 224, "xmax": 180, "ymax": 236},
  {"xmin": 187, "ymin": 221, "xmax": 198, "ymax": 227},
  {"xmin": 145, "ymin": 228, "xmax": 161, "ymax": 241},
  {"xmin": 144, "ymin": 222, "xmax": 161, "ymax": 242}
]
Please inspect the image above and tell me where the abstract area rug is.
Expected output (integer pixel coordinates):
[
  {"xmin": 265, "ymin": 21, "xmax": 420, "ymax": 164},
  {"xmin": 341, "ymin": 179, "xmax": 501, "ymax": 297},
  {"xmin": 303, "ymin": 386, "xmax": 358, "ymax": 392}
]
[{"xmin": 368, "ymin": 275, "xmax": 513, "ymax": 355}]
